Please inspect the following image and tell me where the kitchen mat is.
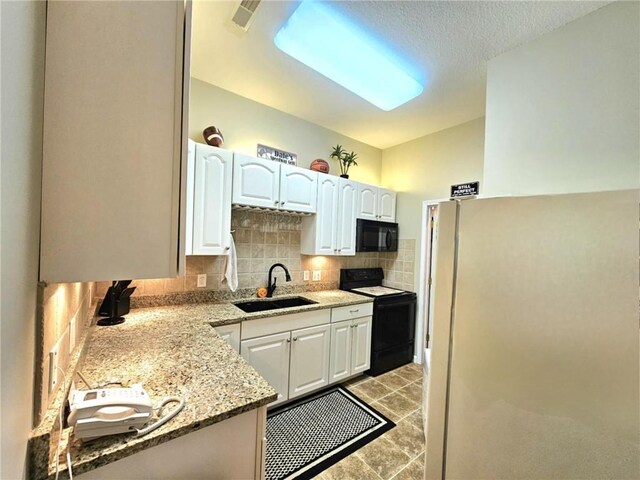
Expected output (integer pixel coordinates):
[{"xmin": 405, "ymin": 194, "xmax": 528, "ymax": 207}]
[{"xmin": 265, "ymin": 386, "xmax": 395, "ymax": 480}]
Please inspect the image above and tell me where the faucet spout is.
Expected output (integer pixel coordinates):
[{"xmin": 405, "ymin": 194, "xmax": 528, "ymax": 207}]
[{"xmin": 267, "ymin": 263, "xmax": 291, "ymax": 298}]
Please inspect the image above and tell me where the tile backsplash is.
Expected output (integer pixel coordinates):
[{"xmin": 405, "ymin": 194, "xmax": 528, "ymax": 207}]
[
  {"xmin": 34, "ymin": 281, "xmax": 95, "ymax": 424},
  {"xmin": 96, "ymin": 211, "xmax": 416, "ymax": 301}
]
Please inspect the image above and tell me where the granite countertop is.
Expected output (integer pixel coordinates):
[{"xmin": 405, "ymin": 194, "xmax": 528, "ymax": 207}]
[{"xmin": 31, "ymin": 289, "xmax": 372, "ymax": 479}]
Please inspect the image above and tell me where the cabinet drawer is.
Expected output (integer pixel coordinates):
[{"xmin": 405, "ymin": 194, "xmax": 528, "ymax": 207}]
[
  {"xmin": 331, "ymin": 303, "xmax": 373, "ymax": 323},
  {"xmin": 242, "ymin": 309, "xmax": 330, "ymax": 340}
]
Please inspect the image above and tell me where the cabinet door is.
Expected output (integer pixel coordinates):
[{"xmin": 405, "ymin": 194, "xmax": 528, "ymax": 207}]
[
  {"xmin": 232, "ymin": 154, "xmax": 280, "ymax": 208},
  {"xmin": 279, "ymin": 164, "xmax": 318, "ymax": 213},
  {"xmin": 40, "ymin": 1, "xmax": 189, "ymax": 282},
  {"xmin": 314, "ymin": 175, "xmax": 339, "ymax": 255},
  {"xmin": 329, "ymin": 320, "xmax": 352, "ymax": 384},
  {"xmin": 357, "ymin": 183, "xmax": 378, "ymax": 220},
  {"xmin": 289, "ymin": 324, "xmax": 331, "ymax": 399},
  {"xmin": 378, "ymin": 188, "xmax": 397, "ymax": 222},
  {"xmin": 185, "ymin": 140, "xmax": 196, "ymax": 256},
  {"xmin": 192, "ymin": 144, "xmax": 232, "ymax": 255},
  {"xmin": 336, "ymin": 179, "xmax": 358, "ymax": 255},
  {"xmin": 214, "ymin": 323, "xmax": 241, "ymax": 353},
  {"xmin": 241, "ymin": 332, "xmax": 291, "ymax": 406},
  {"xmin": 351, "ymin": 317, "xmax": 372, "ymax": 375}
]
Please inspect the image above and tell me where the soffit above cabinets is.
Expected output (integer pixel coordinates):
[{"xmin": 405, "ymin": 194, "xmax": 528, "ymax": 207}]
[{"xmin": 191, "ymin": 0, "xmax": 610, "ymax": 149}]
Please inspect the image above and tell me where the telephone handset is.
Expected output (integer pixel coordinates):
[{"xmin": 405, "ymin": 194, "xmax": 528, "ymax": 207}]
[{"xmin": 68, "ymin": 384, "xmax": 184, "ymax": 440}]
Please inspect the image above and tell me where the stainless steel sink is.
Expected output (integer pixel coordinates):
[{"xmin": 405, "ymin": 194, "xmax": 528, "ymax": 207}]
[{"xmin": 233, "ymin": 296, "xmax": 317, "ymax": 313}]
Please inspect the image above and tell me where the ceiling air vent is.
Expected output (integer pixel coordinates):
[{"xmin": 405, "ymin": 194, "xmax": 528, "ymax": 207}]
[{"xmin": 231, "ymin": 0, "xmax": 261, "ymax": 31}]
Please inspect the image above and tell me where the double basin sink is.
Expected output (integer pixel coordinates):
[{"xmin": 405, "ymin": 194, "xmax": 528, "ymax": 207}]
[{"xmin": 233, "ymin": 296, "xmax": 317, "ymax": 313}]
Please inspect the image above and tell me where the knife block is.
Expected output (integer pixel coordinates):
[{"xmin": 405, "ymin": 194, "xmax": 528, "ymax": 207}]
[{"xmin": 98, "ymin": 285, "xmax": 135, "ymax": 326}]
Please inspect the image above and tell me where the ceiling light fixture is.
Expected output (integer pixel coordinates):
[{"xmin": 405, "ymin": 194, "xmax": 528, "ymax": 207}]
[{"xmin": 274, "ymin": 1, "xmax": 424, "ymax": 111}]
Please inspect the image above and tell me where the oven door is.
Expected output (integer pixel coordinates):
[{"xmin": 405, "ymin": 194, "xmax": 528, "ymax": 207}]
[{"xmin": 372, "ymin": 295, "xmax": 416, "ymax": 351}]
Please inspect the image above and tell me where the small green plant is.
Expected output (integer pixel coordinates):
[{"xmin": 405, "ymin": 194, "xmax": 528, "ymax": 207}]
[{"xmin": 330, "ymin": 144, "xmax": 359, "ymax": 177}]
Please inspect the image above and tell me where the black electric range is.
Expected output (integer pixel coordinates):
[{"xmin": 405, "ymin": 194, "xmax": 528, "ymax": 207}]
[{"xmin": 340, "ymin": 268, "xmax": 417, "ymax": 376}]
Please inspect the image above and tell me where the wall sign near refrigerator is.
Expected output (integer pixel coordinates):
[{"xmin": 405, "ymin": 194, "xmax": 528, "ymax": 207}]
[
  {"xmin": 257, "ymin": 144, "xmax": 297, "ymax": 166},
  {"xmin": 450, "ymin": 181, "xmax": 479, "ymax": 198}
]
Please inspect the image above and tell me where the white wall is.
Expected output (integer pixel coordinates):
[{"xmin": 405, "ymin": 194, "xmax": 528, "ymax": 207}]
[
  {"xmin": 189, "ymin": 78, "xmax": 383, "ymax": 185},
  {"xmin": 381, "ymin": 118, "xmax": 485, "ymax": 289},
  {"xmin": 0, "ymin": 1, "xmax": 46, "ymax": 478},
  {"xmin": 484, "ymin": 1, "xmax": 640, "ymax": 196}
]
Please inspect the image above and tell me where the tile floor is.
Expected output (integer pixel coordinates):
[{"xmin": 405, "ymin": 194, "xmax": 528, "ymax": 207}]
[{"xmin": 315, "ymin": 363, "xmax": 425, "ymax": 480}]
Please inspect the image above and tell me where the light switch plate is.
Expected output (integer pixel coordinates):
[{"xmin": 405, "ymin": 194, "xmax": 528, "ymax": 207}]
[
  {"xmin": 303, "ymin": 270, "xmax": 310, "ymax": 281},
  {"xmin": 197, "ymin": 274, "xmax": 207, "ymax": 287},
  {"xmin": 312, "ymin": 270, "xmax": 321, "ymax": 281}
]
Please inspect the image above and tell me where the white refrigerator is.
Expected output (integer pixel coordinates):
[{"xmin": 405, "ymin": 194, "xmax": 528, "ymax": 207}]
[{"xmin": 423, "ymin": 190, "xmax": 639, "ymax": 479}]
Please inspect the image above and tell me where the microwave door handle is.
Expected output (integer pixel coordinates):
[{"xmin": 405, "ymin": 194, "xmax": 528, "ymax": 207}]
[{"xmin": 386, "ymin": 230, "xmax": 392, "ymax": 250}]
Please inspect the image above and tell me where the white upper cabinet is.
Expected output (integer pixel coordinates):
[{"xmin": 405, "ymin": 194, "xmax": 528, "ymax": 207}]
[
  {"xmin": 232, "ymin": 154, "xmax": 280, "ymax": 208},
  {"xmin": 190, "ymin": 143, "xmax": 232, "ymax": 255},
  {"xmin": 336, "ymin": 179, "xmax": 358, "ymax": 255},
  {"xmin": 300, "ymin": 176, "xmax": 356, "ymax": 256},
  {"xmin": 357, "ymin": 183, "xmax": 396, "ymax": 223},
  {"xmin": 279, "ymin": 164, "xmax": 318, "ymax": 213},
  {"xmin": 357, "ymin": 184, "xmax": 378, "ymax": 220},
  {"xmin": 40, "ymin": 0, "xmax": 191, "ymax": 282},
  {"xmin": 377, "ymin": 188, "xmax": 397, "ymax": 223},
  {"xmin": 232, "ymin": 154, "xmax": 317, "ymax": 213}
]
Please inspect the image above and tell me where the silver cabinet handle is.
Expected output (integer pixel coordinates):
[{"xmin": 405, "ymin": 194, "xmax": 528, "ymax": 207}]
[
  {"xmin": 350, "ymin": 309, "xmax": 359, "ymax": 313},
  {"xmin": 274, "ymin": 200, "xmax": 279, "ymax": 205},
  {"xmin": 293, "ymin": 337, "xmax": 298, "ymax": 341},
  {"xmin": 286, "ymin": 338, "xmax": 291, "ymax": 343},
  {"xmin": 225, "ymin": 246, "xmax": 230, "ymax": 251},
  {"xmin": 281, "ymin": 201, "xmax": 285, "ymax": 206}
]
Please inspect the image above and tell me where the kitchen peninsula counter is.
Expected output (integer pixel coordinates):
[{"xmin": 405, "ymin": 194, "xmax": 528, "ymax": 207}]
[{"xmin": 29, "ymin": 290, "xmax": 371, "ymax": 479}]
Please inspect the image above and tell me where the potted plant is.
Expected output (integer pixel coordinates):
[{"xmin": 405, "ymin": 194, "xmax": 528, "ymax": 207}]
[{"xmin": 330, "ymin": 144, "xmax": 359, "ymax": 179}]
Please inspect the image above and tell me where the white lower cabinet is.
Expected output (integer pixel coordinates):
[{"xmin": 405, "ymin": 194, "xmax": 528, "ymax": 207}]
[
  {"xmin": 239, "ymin": 307, "xmax": 372, "ymax": 408},
  {"xmin": 241, "ymin": 332, "xmax": 292, "ymax": 407},
  {"xmin": 329, "ymin": 317, "xmax": 372, "ymax": 382},
  {"xmin": 288, "ymin": 324, "xmax": 331, "ymax": 400},
  {"xmin": 214, "ymin": 323, "xmax": 241, "ymax": 353}
]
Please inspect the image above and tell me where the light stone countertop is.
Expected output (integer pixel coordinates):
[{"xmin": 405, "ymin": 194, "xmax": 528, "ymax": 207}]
[{"xmin": 31, "ymin": 289, "xmax": 372, "ymax": 479}]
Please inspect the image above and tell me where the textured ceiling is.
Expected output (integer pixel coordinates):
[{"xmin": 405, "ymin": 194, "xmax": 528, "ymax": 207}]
[{"xmin": 192, "ymin": 1, "xmax": 610, "ymax": 149}]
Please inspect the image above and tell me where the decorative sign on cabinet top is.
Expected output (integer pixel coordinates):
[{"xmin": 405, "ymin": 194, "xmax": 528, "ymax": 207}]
[{"xmin": 257, "ymin": 144, "xmax": 297, "ymax": 166}]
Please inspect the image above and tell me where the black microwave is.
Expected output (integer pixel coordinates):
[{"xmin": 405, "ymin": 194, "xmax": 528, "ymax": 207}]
[{"xmin": 356, "ymin": 219, "xmax": 398, "ymax": 252}]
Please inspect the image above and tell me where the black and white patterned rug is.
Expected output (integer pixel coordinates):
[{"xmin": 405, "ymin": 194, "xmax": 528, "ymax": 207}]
[{"xmin": 265, "ymin": 386, "xmax": 395, "ymax": 480}]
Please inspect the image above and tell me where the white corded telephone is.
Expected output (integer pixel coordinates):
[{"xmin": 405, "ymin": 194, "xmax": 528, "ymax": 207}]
[{"xmin": 67, "ymin": 383, "xmax": 184, "ymax": 440}]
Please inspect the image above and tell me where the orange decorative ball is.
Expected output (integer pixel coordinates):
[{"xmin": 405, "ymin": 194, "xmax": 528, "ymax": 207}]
[
  {"xmin": 257, "ymin": 287, "xmax": 268, "ymax": 298},
  {"xmin": 310, "ymin": 159, "xmax": 330, "ymax": 174}
]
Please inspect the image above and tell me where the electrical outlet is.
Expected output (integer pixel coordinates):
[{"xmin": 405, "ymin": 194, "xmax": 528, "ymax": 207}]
[
  {"xmin": 303, "ymin": 270, "xmax": 310, "ymax": 281},
  {"xmin": 197, "ymin": 274, "xmax": 207, "ymax": 287},
  {"xmin": 48, "ymin": 344, "xmax": 59, "ymax": 394},
  {"xmin": 69, "ymin": 315, "xmax": 77, "ymax": 353},
  {"xmin": 312, "ymin": 270, "xmax": 321, "ymax": 281}
]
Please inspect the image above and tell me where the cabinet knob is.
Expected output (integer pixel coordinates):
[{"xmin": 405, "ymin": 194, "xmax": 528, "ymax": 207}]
[
  {"xmin": 225, "ymin": 247, "xmax": 230, "ymax": 251},
  {"xmin": 293, "ymin": 337, "xmax": 298, "ymax": 341},
  {"xmin": 286, "ymin": 338, "xmax": 291, "ymax": 343},
  {"xmin": 350, "ymin": 309, "xmax": 359, "ymax": 314},
  {"xmin": 274, "ymin": 200, "xmax": 279, "ymax": 205}
]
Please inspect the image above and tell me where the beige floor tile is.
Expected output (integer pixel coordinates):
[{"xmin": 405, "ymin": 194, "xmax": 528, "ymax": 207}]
[
  {"xmin": 376, "ymin": 392, "xmax": 419, "ymax": 418},
  {"xmin": 397, "ymin": 382, "xmax": 423, "ymax": 404},
  {"xmin": 394, "ymin": 366, "xmax": 423, "ymax": 382},
  {"xmin": 322, "ymin": 454, "xmax": 381, "ymax": 480},
  {"xmin": 370, "ymin": 401, "xmax": 402, "ymax": 423},
  {"xmin": 342, "ymin": 375, "xmax": 370, "ymax": 390},
  {"xmin": 351, "ymin": 379, "xmax": 394, "ymax": 401},
  {"xmin": 374, "ymin": 372, "xmax": 412, "ymax": 390},
  {"xmin": 404, "ymin": 409, "xmax": 423, "ymax": 431},
  {"xmin": 355, "ymin": 436, "xmax": 412, "ymax": 480},
  {"xmin": 382, "ymin": 419, "xmax": 425, "ymax": 459},
  {"xmin": 391, "ymin": 453, "xmax": 425, "ymax": 480}
]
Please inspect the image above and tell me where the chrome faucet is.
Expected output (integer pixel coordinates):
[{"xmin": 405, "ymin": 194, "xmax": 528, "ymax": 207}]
[{"xmin": 267, "ymin": 263, "xmax": 291, "ymax": 298}]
